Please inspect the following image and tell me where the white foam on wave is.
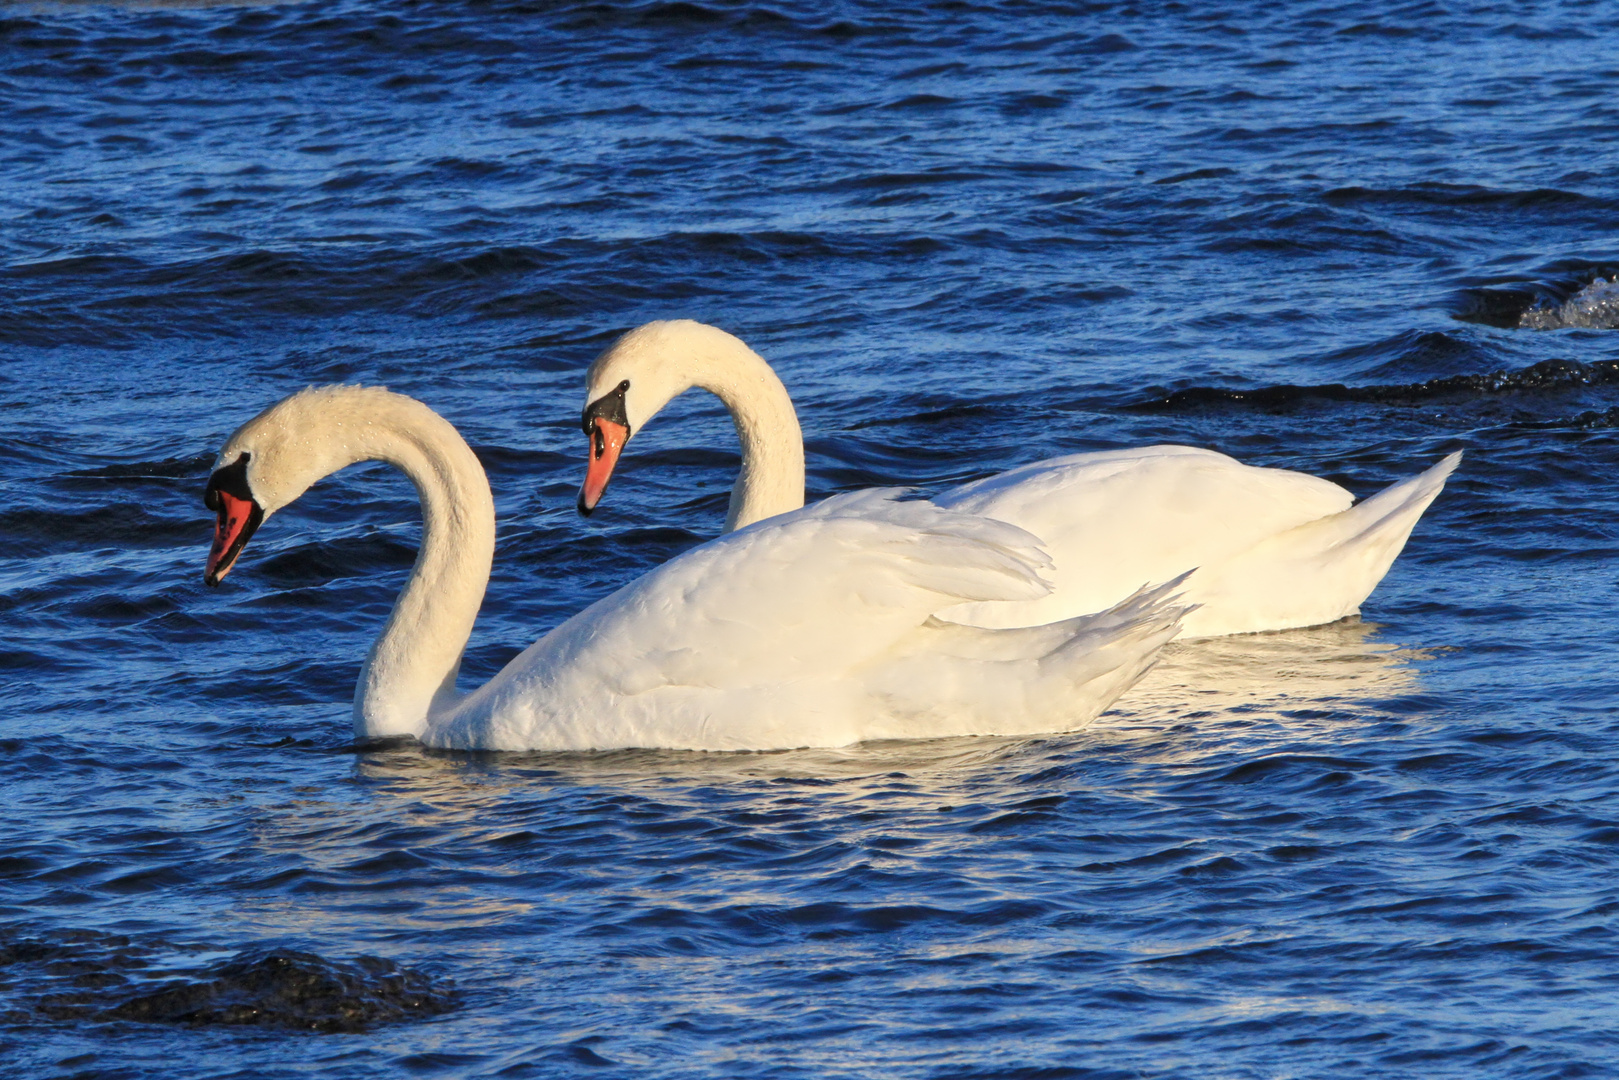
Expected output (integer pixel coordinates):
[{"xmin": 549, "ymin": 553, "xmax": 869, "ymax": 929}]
[{"xmin": 1519, "ymin": 276, "xmax": 1619, "ymax": 330}]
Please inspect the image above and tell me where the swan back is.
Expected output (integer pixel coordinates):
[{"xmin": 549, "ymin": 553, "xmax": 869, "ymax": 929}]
[
  {"xmin": 937, "ymin": 445, "xmax": 1457, "ymax": 637},
  {"xmin": 432, "ymin": 488, "xmax": 1188, "ymax": 751}
]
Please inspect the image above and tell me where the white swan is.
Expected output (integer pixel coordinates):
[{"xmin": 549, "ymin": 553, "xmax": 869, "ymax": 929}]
[
  {"xmin": 576, "ymin": 320, "xmax": 1461, "ymax": 639},
  {"xmin": 201, "ymin": 385, "xmax": 1190, "ymax": 752}
]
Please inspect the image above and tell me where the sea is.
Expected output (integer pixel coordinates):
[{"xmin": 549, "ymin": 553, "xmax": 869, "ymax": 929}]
[{"xmin": 2, "ymin": 1, "xmax": 1617, "ymax": 1077}]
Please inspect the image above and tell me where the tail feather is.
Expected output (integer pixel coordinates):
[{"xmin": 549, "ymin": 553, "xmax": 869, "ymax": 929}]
[
  {"xmin": 1185, "ymin": 451, "xmax": 1461, "ymax": 636},
  {"xmin": 1298, "ymin": 450, "xmax": 1461, "ymax": 554},
  {"xmin": 868, "ymin": 573, "xmax": 1194, "ymax": 737},
  {"xmin": 914, "ymin": 571, "xmax": 1194, "ymax": 663},
  {"xmin": 1034, "ymin": 572, "xmax": 1193, "ymax": 701}
]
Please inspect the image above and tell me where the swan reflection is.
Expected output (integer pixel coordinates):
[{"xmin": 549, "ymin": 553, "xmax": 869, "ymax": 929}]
[{"xmin": 1109, "ymin": 616, "xmax": 1422, "ymax": 723}]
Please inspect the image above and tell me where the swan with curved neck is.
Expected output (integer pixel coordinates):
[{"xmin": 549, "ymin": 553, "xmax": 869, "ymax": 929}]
[
  {"xmin": 579, "ymin": 320, "xmax": 805, "ymax": 532},
  {"xmin": 203, "ymin": 385, "xmax": 1189, "ymax": 751},
  {"xmin": 577, "ymin": 320, "xmax": 1461, "ymax": 639}
]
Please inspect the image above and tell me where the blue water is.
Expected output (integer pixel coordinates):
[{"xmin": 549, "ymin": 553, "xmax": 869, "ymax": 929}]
[{"xmin": 3, "ymin": 1, "xmax": 1618, "ymax": 1076}]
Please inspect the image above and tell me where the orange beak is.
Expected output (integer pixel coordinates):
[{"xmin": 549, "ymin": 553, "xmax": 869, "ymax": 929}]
[
  {"xmin": 205, "ymin": 490, "xmax": 262, "ymax": 586},
  {"xmin": 578, "ymin": 417, "xmax": 629, "ymax": 516}
]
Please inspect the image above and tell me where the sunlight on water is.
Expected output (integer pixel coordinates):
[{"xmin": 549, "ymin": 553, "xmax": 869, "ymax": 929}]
[{"xmin": 1116, "ymin": 618, "xmax": 1423, "ymax": 724}]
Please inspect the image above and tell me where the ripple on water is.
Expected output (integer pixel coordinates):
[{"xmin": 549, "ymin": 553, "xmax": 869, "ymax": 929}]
[{"xmin": 3, "ymin": 0, "xmax": 1619, "ymax": 1077}]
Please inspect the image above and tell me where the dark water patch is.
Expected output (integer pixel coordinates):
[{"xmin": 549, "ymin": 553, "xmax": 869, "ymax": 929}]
[
  {"xmin": 0, "ymin": 230, "xmax": 948, "ymax": 345},
  {"xmin": 1328, "ymin": 329, "xmax": 1493, "ymax": 381},
  {"xmin": 253, "ymin": 533, "xmax": 421, "ymax": 587},
  {"xmin": 63, "ymin": 455, "xmax": 213, "ymax": 481},
  {"xmin": 1323, "ymin": 183, "xmax": 1614, "ymax": 213},
  {"xmin": 1132, "ymin": 358, "xmax": 1619, "ymax": 414},
  {"xmin": 844, "ymin": 400, "xmax": 1014, "ymax": 432},
  {"xmin": 819, "ymin": 171, "xmax": 993, "ymax": 193},
  {"xmin": 1452, "ymin": 282, "xmax": 1546, "ymax": 330},
  {"xmin": 883, "ymin": 93, "xmax": 958, "ymax": 110},
  {"xmin": 1000, "ymin": 92, "xmax": 1068, "ymax": 115},
  {"xmin": 3, "ymin": 931, "xmax": 456, "ymax": 1032},
  {"xmin": 1561, "ymin": 406, "xmax": 1619, "ymax": 429},
  {"xmin": 0, "ymin": 506, "xmax": 200, "ymax": 556},
  {"xmin": 1202, "ymin": 753, "xmax": 1370, "ymax": 788},
  {"xmin": 554, "ymin": 1, "xmax": 793, "ymax": 33},
  {"xmin": 1155, "ymin": 167, "xmax": 1235, "ymax": 185},
  {"xmin": 407, "ymin": 244, "xmax": 563, "ymax": 282}
]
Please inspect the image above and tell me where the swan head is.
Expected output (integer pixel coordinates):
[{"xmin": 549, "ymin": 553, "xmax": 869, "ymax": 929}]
[
  {"xmin": 578, "ymin": 375, "xmax": 631, "ymax": 516},
  {"xmin": 577, "ymin": 320, "xmax": 747, "ymax": 515},
  {"xmin": 202, "ymin": 385, "xmax": 397, "ymax": 585},
  {"xmin": 203, "ymin": 452, "xmax": 265, "ymax": 587}
]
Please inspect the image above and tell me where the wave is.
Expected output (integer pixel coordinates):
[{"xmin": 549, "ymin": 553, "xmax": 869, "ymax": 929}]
[
  {"xmin": 1323, "ymin": 183, "xmax": 1616, "ymax": 212},
  {"xmin": 0, "ymin": 506, "xmax": 201, "ymax": 555},
  {"xmin": 1519, "ymin": 277, "xmax": 1619, "ymax": 330},
  {"xmin": 1132, "ymin": 357, "xmax": 1619, "ymax": 413},
  {"xmin": 1452, "ymin": 261, "xmax": 1619, "ymax": 328},
  {"xmin": 0, "ymin": 230, "xmax": 932, "ymax": 345}
]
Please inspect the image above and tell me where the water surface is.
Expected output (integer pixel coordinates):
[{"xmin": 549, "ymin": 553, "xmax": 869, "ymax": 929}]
[{"xmin": 2, "ymin": 1, "xmax": 1617, "ymax": 1076}]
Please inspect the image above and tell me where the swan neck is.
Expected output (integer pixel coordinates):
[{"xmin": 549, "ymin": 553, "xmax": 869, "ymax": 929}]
[
  {"xmin": 350, "ymin": 406, "xmax": 495, "ymax": 740},
  {"xmin": 693, "ymin": 343, "xmax": 804, "ymax": 531}
]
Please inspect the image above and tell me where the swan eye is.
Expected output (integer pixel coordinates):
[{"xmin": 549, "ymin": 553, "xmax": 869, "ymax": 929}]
[
  {"xmin": 204, "ymin": 453, "xmax": 253, "ymax": 511},
  {"xmin": 581, "ymin": 381, "xmax": 633, "ymax": 438}
]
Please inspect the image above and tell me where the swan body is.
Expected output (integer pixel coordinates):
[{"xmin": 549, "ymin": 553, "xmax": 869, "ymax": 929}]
[
  {"xmin": 202, "ymin": 385, "xmax": 1188, "ymax": 752},
  {"xmin": 577, "ymin": 320, "xmax": 1460, "ymax": 639},
  {"xmin": 933, "ymin": 444, "xmax": 1459, "ymax": 636}
]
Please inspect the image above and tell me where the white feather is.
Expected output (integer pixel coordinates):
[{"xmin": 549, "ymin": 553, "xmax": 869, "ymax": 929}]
[
  {"xmin": 582, "ymin": 321, "xmax": 1460, "ymax": 639},
  {"xmin": 213, "ymin": 387, "xmax": 1190, "ymax": 752}
]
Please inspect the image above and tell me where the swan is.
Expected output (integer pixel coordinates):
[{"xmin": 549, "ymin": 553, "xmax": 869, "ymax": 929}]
[
  {"xmin": 575, "ymin": 320, "xmax": 1461, "ymax": 639},
  {"xmin": 201, "ymin": 385, "xmax": 1190, "ymax": 752}
]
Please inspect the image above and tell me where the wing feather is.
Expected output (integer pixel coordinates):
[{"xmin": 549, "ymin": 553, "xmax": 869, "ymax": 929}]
[{"xmin": 444, "ymin": 491, "xmax": 1069, "ymax": 747}]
